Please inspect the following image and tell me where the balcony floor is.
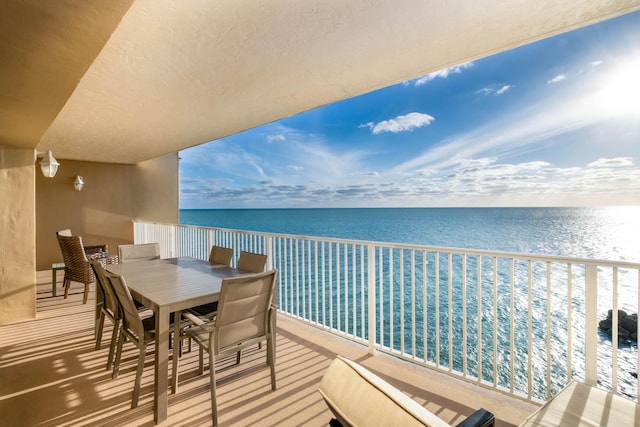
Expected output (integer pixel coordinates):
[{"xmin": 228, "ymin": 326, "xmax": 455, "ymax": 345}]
[{"xmin": 0, "ymin": 271, "xmax": 538, "ymax": 426}]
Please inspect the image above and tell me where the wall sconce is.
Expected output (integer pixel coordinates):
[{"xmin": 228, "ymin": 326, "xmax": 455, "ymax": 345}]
[
  {"xmin": 73, "ymin": 175, "xmax": 84, "ymax": 191},
  {"xmin": 35, "ymin": 150, "xmax": 60, "ymax": 177}
]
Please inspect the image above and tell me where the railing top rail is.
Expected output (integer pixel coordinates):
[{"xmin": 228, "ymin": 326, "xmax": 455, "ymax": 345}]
[{"xmin": 134, "ymin": 220, "xmax": 640, "ymax": 269}]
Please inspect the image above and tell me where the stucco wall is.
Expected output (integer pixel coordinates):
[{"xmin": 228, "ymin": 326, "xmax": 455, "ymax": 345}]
[
  {"xmin": 36, "ymin": 153, "xmax": 178, "ymax": 271},
  {"xmin": 0, "ymin": 146, "xmax": 36, "ymax": 323}
]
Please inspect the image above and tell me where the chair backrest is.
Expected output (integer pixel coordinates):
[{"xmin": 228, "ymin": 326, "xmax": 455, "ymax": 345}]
[
  {"xmin": 103, "ymin": 270, "xmax": 145, "ymax": 340},
  {"xmin": 118, "ymin": 243, "xmax": 160, "ymax": 263},
  {"xmin": 89, "ymin": 260, "xmax": 119, "ymax": 316},
  {"xmin": 209, "ymin": 246, "xmax": 233, "ymax": 266},
  {"xmin": 57, "ymin": 234, "xmax": 93, "ymax": 283},
  {"xmin": 236, "ymin": 251, "xmax": 267, "ymax": 273},
  {"xmin": 214, "ymin": 270, "xmax": 277, "ymax": 352}
]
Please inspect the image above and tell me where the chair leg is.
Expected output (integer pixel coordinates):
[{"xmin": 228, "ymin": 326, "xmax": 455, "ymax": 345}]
[
  {"xmin": 106, "ymin": 319, "xmax": 119, "ymax": 370},
  {"xmin": 132, "ymin": 343, "xmax": 146, "ymax": 409},
  {"xmin": 267, "ymin": 335, "xmax": 276, "ymax": 391},
  {"xmin": 112, "ymin": 328, "xmax": 125, "ymax": 380},
  {"xmin": 199, "ymin": 347, "xmax": 204, "ymax": 375},
  {"xmin": 83, "ymin": 282, "xmax": 90, "ymax": 304},
  {"xmin": 95, "ymin": 312, "xmax": 105, "ymax": 350},
  {"xmin": 236, "ymin": 350, "xmax": 241, "ymax": 365},
  {"xmin": 63, "ymin": 278, "xmax": 71, "ymax": 299},
  {"xmin": 209, "ymin": 351, "xmax": 218, "ymax": 426}
]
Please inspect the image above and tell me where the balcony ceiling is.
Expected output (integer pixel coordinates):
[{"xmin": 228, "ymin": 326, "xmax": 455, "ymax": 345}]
[{"xmin": 2, "ymin": 0, "xmax": 639, "ymax": 164}]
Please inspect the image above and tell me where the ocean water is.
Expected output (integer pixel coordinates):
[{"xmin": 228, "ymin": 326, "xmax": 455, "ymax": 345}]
[
  {"xmin": 180, "ymin": 207, "xmax": 640, "ymax": 262},
  {"xmin": 179, "ymin": 207, "xmax": 640, "ymax": 398}
]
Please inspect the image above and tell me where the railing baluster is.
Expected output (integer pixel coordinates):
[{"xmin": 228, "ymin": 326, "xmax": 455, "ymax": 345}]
[
  {"xmin": 546, "ymin": 261, "xmax": 552, "ymax": 400},
  {"xmin": 462, "ymin": 254, "xmax": 467, "ymax": 378},
  {"xmin": 567, "ymin": 263, "xmax": 572, "ymax": 384},
  {"xmin": 423, "ymin": 251, "xmax": 428, "ymax": 363},
  {"xmin": 448, "ymin": 253, "xmax": 453, "ymax": 372},
  {"xmin": 435, "ymin": 251, "xmax": 440, "ymax": 367},
  {"xmin": 612, "ymin": 267, "xmax": 619, "ymax": 394},
  {"xmin": 477, "ymin": 255, "xmax": 482, "ymax": 383},
  {"xmin": 400, "ymin": 249, "xmax": 405, "ymax": 355},
  {"xmin": 527, "ymin": 260, "xmax": 533, "ymax": 400},
  {"xmin": 509, "ymin": 258, "xmax": 515, "ymax": 394}
]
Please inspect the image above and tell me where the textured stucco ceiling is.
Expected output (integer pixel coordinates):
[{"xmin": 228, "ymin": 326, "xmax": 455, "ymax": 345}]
[{"xmin": 2, "ymin": 0, "xmax": 639, "ymax": 164}]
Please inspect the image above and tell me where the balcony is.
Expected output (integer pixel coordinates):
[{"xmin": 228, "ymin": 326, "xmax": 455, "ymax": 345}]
[
  {"xmin": 2, "ymin": 220, "xmax": 638, "ymax": 426},
  {"xmin": 0, "ymin": 271, "xmax": 537, "ymax": 426}
]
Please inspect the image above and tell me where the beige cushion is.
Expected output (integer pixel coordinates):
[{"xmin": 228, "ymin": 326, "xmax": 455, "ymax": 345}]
[
  {"xmin": 319, "ymin": 356, "xmax": 450, "ymax": 427},
  {"xmin": 519, "ymin": 381, "xmax": 639, "ymax": 427}
]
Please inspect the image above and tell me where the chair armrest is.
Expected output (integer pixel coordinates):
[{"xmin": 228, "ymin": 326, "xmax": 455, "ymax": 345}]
[
  {"xmin": 183, "ymin": 311, "xmax": 207, "ymax": 327},
  {"xmin": 455, "ymin": 408, "xmax": 494, "ymax": 427}
]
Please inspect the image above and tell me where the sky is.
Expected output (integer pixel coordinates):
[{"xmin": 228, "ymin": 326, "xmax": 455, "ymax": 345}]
[{"xmin": 179, "ymin": 11, "xmax": 640, "ymax": 209}]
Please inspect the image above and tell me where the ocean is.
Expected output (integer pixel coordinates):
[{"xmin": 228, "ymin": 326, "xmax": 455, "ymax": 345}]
[
  {"xmin": 178, "ymin": 206, "xmax": 640, "ymax": 399},
  {"xmin": 180, "ymin": 207, "xmax": 639, "ymax": 262}
]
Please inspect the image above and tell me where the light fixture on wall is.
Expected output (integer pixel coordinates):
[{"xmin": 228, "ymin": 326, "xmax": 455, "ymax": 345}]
[
  {"xmin": 35, "ymin": 150, "xmax": 60, "ymax": 177},
  {"xmin": 73, "ymin": 175, "xmax": 84, "ymax": 191}
]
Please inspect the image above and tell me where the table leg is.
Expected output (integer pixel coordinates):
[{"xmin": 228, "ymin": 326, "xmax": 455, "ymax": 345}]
[
  {"xmin": 52, "ymin": 269, "xmax": 57, "ymax": 297},
  {"xmin": 154, "ymin": 306, "xmax": 169, "ymax": 424},
  {"xmin": 172, "ymin": 310, "xmax": 182, "ymax": 394}
]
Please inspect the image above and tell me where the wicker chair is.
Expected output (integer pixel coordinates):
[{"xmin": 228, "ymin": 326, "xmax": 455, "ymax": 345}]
[
  {"xmin": 56, "ymin": 234, "xmax": 101, "ymax": 304},
  {"xmin": 57, "ymin": 229, "xmax": 109, "ymax": 258}
]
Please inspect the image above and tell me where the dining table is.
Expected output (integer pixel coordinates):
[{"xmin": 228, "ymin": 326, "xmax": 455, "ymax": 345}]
[{"xmin": 104, "ymin": 257, "xmax": 249, "ymax": 424}]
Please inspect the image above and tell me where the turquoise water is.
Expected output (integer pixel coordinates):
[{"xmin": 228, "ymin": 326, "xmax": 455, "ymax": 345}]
[
  {"xmin": 180, "ymin": 207, "xmax": 640, "ymax": 262},
  {"xmin": 179, "ymin": 207, "xmax": 640, "ymax": 398}
]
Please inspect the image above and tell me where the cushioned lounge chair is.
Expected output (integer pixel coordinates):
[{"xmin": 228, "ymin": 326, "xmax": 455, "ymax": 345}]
[{"xmin": 319, "ymin": 356, "xmax": 495, "ymax": 427}]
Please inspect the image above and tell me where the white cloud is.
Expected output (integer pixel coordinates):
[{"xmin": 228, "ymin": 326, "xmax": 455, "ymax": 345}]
[
  {"xmin": 362, "ymin": 112, "xmax": 435, "ymax": 134},
  {"xmin": 547, "ymin": 74, "xmax": 566, "ymax": 84},
  {"xmin": 588, "ymin": 157, "xmax": 634, "ymax": 168},
  {"xmin": 496, "ymin": 85, "xmax": 511, "ymax": 95},
  {"xmin": 266, "ymin": 134, "xmax": 286, "ymax": 143},
  {"xmin": 352, "ymin": 171, "xmax": 379, "ymax": 177},
  {"xmin": 590, "ymin": 60, "xmax": 603, "ymax": 67},
  {"xmin": 287, "ymin": 165, "xmax": 304, "ymax": 171},
  {"xmin": 477, "ymin": 85, "xmax": 512, "ymax": 95},
  {"xmin": 408, "ymin": 62, "xmax": 474, "ymax": 86}
]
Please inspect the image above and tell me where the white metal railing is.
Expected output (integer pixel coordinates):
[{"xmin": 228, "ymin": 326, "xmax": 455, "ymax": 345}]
[{"xmin": 134, "ymin": 220, "xmax": 640, "ymax": 403}]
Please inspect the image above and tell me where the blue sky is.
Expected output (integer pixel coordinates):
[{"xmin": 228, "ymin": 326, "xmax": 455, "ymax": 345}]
[{"xmin": 180, "ymin": 11, "xmax": 640, "ymax": 209}]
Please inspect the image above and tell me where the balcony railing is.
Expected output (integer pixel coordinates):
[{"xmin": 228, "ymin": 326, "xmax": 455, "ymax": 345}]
[{"xmin": 133, "ymin": 220, "xmax": 640, "ymax": 403}]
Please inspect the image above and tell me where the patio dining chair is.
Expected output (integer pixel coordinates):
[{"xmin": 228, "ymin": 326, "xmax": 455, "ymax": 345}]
[
  {"xmin": 57, "ymin": 229, "xmax": 109, "ymax": 258},
  {"xmin": 236, "ymin": 250, "xmax": 267, "ymax": 273},
  {"xmin": 56, "ymin": 234, "xmax": 97, "ymax": 304},
  {"xmin": 178, "ymin": 270, "xmax": 278, "ymax": 426},
  {"xmin": 103, "ymin": 269, "xmax": 191, "ymax": 408},
  {"xmin": 118, "ymin": 243, "xmax": 160, "ymax": 263},
  {"xmin": 90, "ymin": 260, "xmax": 122, "ymax": 370},
  {"xmin": 208, "ymin": 245, "xmax": 233, "ymax": 266},
  {"xmin": 189, "ymin": 246, "xmax": 235, "ymax": 320},
  {"xmin": 103, "ymin": 269, "xmax": 157, "ymax": 408}
]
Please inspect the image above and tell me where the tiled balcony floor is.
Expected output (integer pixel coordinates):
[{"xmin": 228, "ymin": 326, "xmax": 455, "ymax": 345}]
[{"xmin": 0, "ymin": 271, "xmax": 537, "ymax": 426}]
